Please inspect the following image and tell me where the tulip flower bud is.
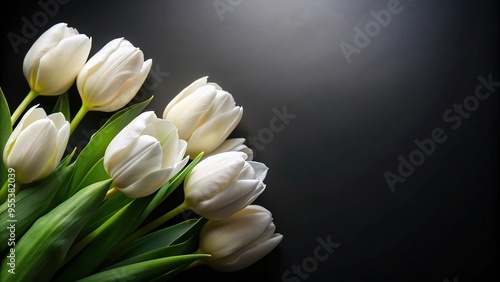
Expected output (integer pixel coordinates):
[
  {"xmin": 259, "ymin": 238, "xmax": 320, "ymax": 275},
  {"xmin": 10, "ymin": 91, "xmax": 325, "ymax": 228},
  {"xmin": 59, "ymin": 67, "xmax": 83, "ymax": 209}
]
[
  {"xmin": 197, "ymin": 205, "xmax": 283, "ymax": 272},
  {"xmin": 162, "ymin": 76, "xmax": 243, "ymax": 157},
  {"xmin": 203, "ymin": 138, "xmax": 253, "ymax": 161},
  {"xmin": 184, "ymin": 151, "xmax": 267, "ymax": 220},
  {"xmin": 104, "ymin": 111, "xmax": 188, "ymax": 198},
  {"xmin": 77, "ymin": 38, "xmax": 152, "ymax": 112},
  {"xmin": 3, "ymin": 105, "xmax": 70, "ymax": 184},
  {"xmin": 23, "ymin": 22, "xmax": 91, "ymax": 96}
]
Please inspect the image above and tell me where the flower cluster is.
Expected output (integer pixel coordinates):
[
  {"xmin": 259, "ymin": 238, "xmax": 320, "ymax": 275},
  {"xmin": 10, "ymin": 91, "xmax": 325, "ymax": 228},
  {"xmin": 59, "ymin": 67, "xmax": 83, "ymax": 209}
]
[{"xmin": 0, "ymin": 23, "xmax": 282, "ymax": 281}]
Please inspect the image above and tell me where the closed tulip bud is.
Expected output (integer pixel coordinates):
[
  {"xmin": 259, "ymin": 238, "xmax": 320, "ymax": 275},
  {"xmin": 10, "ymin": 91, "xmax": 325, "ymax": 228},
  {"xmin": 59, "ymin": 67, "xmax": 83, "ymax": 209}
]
[
  {"xmin": 197, "ymin": 205, "xmax": 283, "ymax": 272},
  {"xmin": 3, "ymin": 105, "xmax": 70, "ymax": 184},
  {"xmin": 162, "ymin": 76, "xmax": 243, "ymax": 157},
  {"xmin": 23, "ymin": 23, "xmax": 91, "ymax": 96},
  {"xmin": 77, "ymin": 38, "xmax": 152, "ymax": 112},
  {"xmin": 203, "ymin": 138, "xmax": 253, "ymax": 161},
  {"xmin": 104, "ymin": 111, "xmax": 188, "ymax": 198},
  {"xmin": 184, "ymin": 151, "xmax": 267, "ymax": 220}
]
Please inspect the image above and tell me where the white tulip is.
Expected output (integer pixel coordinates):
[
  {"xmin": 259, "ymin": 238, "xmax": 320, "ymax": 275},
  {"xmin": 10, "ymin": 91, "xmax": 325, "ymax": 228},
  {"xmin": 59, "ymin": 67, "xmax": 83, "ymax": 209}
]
[
  {"xmin": 162, "ymin": 77, "xmax": 243, "ymax": 157},
  {"xmin": 197, "ymin": 205, "xmax": 283, "ymax": 272},
  {"xmin": 202, "ymin": 138, "xmax": 253, "ymax": 161},
  {"xmin": 104, "ymin": 111, "xmax": 188, "ymax": 198},
  {"xmin": 184, "ymin": 151, "xmax": 267, "ymax": 220},
  {"xmin": 3, "ymin": 105, "xmax": 70, "ymax": 184},
  {"xmin": 77, "ymin": 38, "xmax": 152, "ymax": 112},
  {"xmin": 23, "ymin": 23, "xmax": 91, "ymax": 96}
]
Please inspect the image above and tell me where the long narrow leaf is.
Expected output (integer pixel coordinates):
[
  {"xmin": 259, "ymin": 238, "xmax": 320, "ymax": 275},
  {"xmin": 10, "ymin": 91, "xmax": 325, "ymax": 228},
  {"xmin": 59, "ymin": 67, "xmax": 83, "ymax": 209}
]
[
  {"xmin": 55, "ymin": 153, "xmax": 202, "ymax": 281},
  {"xmin": 150, "ymin": 265, "xmax": 189, "ymax": 282},
  {"xmin": 0, "ymin": 87, "xmax": 11, "ymax": 185},
  {"xmin": 54, "ymin": 197, "xmax": 152, "ymax": 281},
  {"xmin": 76, "ymin": 254, "xmax": 210, "ymax": 282},
  {"xmin": 77, "ymin": 192, "xmax": 133, "ymax": 242},
  {"xmin": 0, "ymin": 160, "xmax": 75, "ymax": 251},
  {"xmin": 108, "ymin": 218, "xmax": 206, "ymax": 265},
  {"xmin": 104, "ymin": 236, "xmax": 196, "ymax": 270},
  {"xmin": 0, "ymin": 179, "xmax": 111, "ymax": 282},
  {"xmin": 52, "ymin": 92, "xmax": 70, "ymax": 121}
]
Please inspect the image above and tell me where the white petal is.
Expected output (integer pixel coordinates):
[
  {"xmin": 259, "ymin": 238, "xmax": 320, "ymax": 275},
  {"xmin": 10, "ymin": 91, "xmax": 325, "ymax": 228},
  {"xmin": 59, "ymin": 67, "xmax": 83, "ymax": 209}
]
[
  {"xmin": 118, "ymin": 166, "xmax": 174, "ymax": 198},
  {"xmin": 163, "ymin": 76, "xmax": 208, "ymax": 118},
  {"xmin": 23, "ymin": 23, "xmax": 69, "ymax": 86},
  {"xmin": 104, "ymin": 111, "xmax": 157, "ymax": 161},
  {"xmin": 52, "ymin": 119, "xmax": 70, "ymax": 167},
  {"xmin": 202, "ymin": 138, "xmax": 248, "ymax": 160},
  {"xmin": 77, "ymin": 38, "xmax": 125, "ymax": 100},
  {"xmin": 106, "ymin": 135, "xmax": 162, "ymax": 188},
  {"xmin": 88, "ymin": 49, "xmax": 143, "ymax": 101},
  {"xmin": 195, "ymin": 179, "xmax": 264, "ymax": 220},
  {"xmin": 247, "ymin": 161, "xmax": 269, "ymax": 182},
  {"xmin": 186, "ymin": 106, "xmax": 243, "ymax": 156},
  {"xmin": 200, "ymin": 208, "xmax": 273, "ymax": 258},
  {"xmin": 35, "ymin": 34, "xmax": 91, "ymax": 95},
  {"xmin": 209, "ymin": 234, "xmax": 283, "ymax": 272},
  {"xmin": 7, "ymin": 120, "xmax": 57, "ymax": 183},
  {"xmin": 165, "ymin": 85, "xmax": 216, "ymax": 140},
  {"xmin": 184, "ymin": 152, "xmax": 246, "ymax": 202},
  {"xmin": 118, "ymin": 156, "xmax": 188, "ymax": 198}
]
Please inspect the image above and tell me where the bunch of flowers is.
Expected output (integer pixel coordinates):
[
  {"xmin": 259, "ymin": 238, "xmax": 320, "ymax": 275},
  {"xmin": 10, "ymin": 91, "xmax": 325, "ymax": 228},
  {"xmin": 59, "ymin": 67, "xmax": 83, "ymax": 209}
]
[{"xmin": 0, "ymin": 23, "xmax": 282, "ymax": 281}]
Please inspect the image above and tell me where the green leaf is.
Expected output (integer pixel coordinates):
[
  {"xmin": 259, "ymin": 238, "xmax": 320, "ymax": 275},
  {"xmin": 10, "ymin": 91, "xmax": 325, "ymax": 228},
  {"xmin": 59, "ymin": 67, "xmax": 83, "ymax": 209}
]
[
  {"xmin": 55, "ymin": 153, "xmax": 202, "ymax": 281},
  {"xmin": 73, "ymin": 158, "xmax": 109, "ymax": 194},
  {"xmin": 144, "ymin": 152, "xmax": 203, "ymax": 216},
  {"xmin": 77, "ymin": 192, "xmax": 133, "ymax": 243},
  {"xmin": 0, "ymin": 87, "xmax": 11, "ymax": 185},
  {"xmin": 104, "ymin": 236, "xmax": 197, "ymax": 270},
  {"xmin": 53, "ymin": 92, "xmax": 70, "ymax": 121},
  {"xmin": 0, "ymin": 161, "xmax": 75, "ymax": 252},
  {"xmin": 75, "ymin": 254, "xmax": 210, "ymax": 282},
  {"xmin": 63, "ymin": 97, "xmax": 152, "ymax": 198},
  {"xmin": 108, "ymin": 218, "xmax": 206, "ymax": 265},
  {"xmin": 55, "ymin": 197, "xmax": 153, "ymax": 282},
  {"xmin": 150, "ymin": 265, "xmax": 189, "ymax": 282},
  {"xmin": 0, "ymin": 179, "xmax": 112, "ymax": 282}
]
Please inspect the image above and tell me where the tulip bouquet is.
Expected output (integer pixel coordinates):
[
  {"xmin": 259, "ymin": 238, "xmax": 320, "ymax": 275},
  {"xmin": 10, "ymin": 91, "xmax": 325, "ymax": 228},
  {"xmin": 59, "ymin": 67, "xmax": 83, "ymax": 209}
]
[{"xmin": 0, "ymin": 23, "xmax": 282, "ymax": 281}]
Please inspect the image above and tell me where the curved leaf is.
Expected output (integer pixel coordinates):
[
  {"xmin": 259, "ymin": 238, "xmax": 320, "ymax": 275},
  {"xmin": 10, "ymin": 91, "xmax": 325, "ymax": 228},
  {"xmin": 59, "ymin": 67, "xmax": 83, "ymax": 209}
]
[
  {"xmin": 0, "ymin": 179, "xmax": 111, "ymax": 282},
  {"xmin": 76, "ymin": 254, "xmax": 210, "ymax": 282},
  {"xmin": 53, "ymin": 92, "xmax": 70, "ymax": 121},
  {"xmin": 0, "ymin": 161, "xmax": 75, "ymax": 251},
  {"xmin": 0, "ymin": 87, "xmax": 11, "ymax": 185}
]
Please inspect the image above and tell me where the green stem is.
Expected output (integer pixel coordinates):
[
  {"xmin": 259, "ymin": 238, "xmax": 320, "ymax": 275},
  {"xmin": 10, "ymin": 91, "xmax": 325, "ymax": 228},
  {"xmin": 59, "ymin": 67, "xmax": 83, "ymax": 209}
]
[
  {"xmin": 70, "ymin": 105, "xmax": 89, "ymax": 135},
  {"xmin": 114, "ymin": 202, "xmax": 188, "ymax": 253},
  {"xmin": 11, "ymin": 90, "xmax": 38, "ymax": 125}
]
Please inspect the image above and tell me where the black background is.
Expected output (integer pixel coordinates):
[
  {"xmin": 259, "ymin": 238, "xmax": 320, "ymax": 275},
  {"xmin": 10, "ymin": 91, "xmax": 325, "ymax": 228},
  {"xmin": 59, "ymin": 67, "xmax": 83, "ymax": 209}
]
[{"xmin": 1, "ymin": 1, "xmax": 499, "ymax": 282}]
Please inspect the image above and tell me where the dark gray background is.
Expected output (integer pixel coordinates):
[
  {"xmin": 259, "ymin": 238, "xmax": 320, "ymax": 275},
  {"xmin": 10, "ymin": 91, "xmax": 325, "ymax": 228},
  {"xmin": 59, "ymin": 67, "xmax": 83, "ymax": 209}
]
[{"xmin": 1, "ymin": 1, "xmax": 498, "ymax": 281}]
